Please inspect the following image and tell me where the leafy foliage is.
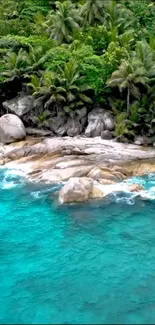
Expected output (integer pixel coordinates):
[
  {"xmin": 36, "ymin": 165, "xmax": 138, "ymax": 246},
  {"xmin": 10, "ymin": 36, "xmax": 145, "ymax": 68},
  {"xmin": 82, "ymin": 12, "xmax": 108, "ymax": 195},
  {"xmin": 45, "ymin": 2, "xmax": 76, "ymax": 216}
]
[
  {"xmin": 1, "ymin": 0, "xmax": 155, "ymax": 140},
  {"xmin": 29, "ymin": 59, "xmax": 92, "ymax": 116},
  {"xmin": 45, "ymin": 1, "xmax": 82, "ymax": 45}
]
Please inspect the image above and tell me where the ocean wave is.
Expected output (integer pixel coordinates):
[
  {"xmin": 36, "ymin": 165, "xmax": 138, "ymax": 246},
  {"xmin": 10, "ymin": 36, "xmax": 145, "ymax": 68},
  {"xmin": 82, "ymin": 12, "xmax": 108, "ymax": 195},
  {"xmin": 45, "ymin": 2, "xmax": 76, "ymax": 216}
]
[
  {"xmin": 97, "ymin": 175, "xmax": 155, "ymax": 204},
  {"xmin": 0, "ymin": 168, "xmax": 26, "ymax": 189},
  {"xmin": 1, "ymin": 166, "xmax": 155, "ymax": 203},
  {"xmin": 30, "ymin": 185, "xmax": 62, "ymax": 199}
]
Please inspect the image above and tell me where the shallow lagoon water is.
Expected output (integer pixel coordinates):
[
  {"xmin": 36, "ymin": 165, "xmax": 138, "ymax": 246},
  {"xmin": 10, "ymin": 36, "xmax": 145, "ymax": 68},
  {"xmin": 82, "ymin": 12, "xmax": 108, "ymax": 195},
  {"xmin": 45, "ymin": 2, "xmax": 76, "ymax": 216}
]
[{"xmin": 0, "ymin": 169, "xmax": 155, "ymax": 324}]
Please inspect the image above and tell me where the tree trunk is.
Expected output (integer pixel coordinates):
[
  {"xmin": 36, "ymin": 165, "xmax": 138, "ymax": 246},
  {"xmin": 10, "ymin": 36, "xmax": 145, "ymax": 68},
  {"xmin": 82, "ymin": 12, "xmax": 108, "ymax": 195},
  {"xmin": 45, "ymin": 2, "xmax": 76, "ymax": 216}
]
[{"xmin": 127, "ymin": 87, "xmax": 130, "ymax": 117}]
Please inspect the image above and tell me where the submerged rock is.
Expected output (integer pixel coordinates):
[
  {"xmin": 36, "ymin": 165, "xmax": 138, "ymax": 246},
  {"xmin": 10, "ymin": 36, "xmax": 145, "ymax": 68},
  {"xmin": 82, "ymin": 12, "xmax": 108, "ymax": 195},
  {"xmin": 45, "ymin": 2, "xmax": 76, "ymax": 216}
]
[
  {"xmin": 128, "ymin": 184, "xmax": 145, "ymax": 192},
  {"xmin": 0, "ymin": 114, "xmax": 26, "ymax": 144}
]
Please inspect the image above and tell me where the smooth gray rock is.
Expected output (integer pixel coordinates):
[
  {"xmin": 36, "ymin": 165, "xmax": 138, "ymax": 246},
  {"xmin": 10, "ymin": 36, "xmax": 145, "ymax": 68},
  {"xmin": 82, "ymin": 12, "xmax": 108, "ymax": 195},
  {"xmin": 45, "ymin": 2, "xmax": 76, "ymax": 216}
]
[
  {"xmin": 34, "ymin": 95, "xmax": 49, "ymax": 114},
  {"xmin": 26, "ymin": 127, "xmax": 53, "ymax": 137},
  {"xmin": 101, "ymin": 130, "xmax": 113, "ymax": 140},
  {"xmin": 81, "ymin": 116, "xmax": 87, "ymax": 127},
  {"xmin": 59, "ymin": 177, "xmax": 93, "ymax": 203},
  {"xmin": 56, "ymin": 124, "xmax": 68, "ymax": 136},
  {"xmin": 146, "ymin": 136, "xmax": 155, "ymax": 145},
  {"xmin": 76, "ymin": 107, "xmax": 87, "ymax": 120},
  {"xmin": 115, "ymin": 135, "xmax": 129, "ymax": 144},
  {"xmin": 134, "ymin": 135, "xmax": 155, "ymax": 146},
  {"xmin": 48, "ymin": 116, "xmax": 67, "ymax": 133},
  {"xmin": 134, "ymin": 136, "xmax": 145, "ymax": 145},
  {"xmin": 0, "ymin": 114, "xmax": 26, "ymax": 143},
  {"xmin": 85, "ymin": 108, "xmax": 115, "ymax": 138},
  {"xmin": 3, "ymin": 95, "xmax": 35, "ymax": 117},
  {"xmin": 67, "ymin": 118, "xmax": 82, "ymax": 137},
  {"xmin": 49, "ymin": 117, "xmax": 83, "ymax": 137},
  {"xmin": 103, "ymin": 112, "xmax": 115, "ymax": 131},
  {"xmin": 85, "ymin": 108, "xmax": 105, "ymax": 137}
]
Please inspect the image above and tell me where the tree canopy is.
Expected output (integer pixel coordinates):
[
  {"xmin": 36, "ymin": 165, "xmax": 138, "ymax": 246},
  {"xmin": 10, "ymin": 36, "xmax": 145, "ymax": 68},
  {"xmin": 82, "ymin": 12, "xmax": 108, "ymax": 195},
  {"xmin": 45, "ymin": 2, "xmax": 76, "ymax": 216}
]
[{"xmin": 1, "ymin": 0, "xmax": 155, "ymax": 140}]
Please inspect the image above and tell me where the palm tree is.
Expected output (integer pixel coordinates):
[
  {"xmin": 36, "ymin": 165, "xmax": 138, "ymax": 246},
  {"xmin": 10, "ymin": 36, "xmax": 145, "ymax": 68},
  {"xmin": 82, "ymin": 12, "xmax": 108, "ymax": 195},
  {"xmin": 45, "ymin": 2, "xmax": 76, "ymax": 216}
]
[
  {"xmin": 80, "ymin": 0, "xmax": 106, "ymax": 25},
  {"xmin": 28, "ymin": 60, "xmax": 92, "ymax": 117},
  {"xmin": 134, "ymin": 40, "xmax": 155, "ymax": 79},
  {"xmin": 2, "ymin": 48, "xmax": 29, "ymax": 80},
  {"xmin": 58, "ymin": 59, "xmax": 92, "ymax": 115},
  {"xmin": 28, "ymin": 71, "xmax": 66, "ymax": 111},
  {"xmin": 26, "ymin": 45, "xmax": 50, "ymax": 76},
  {"xmin": 107, "ymin": 59, "xmax": 150, "ymax": 116},
  {"xmin": 104, "ymin": 0, "xmax": 133, "ymax": 32},
  {"xmin": 118, "ymin": 29, "xmax": 135, "ymax": 49},
  {"xmin": 2, "ymin": 45, "xmax": 53, "ymax": 81},
  {"xmin": 46, "ymin": 1, "xmax": 82, "ymax": 45}
]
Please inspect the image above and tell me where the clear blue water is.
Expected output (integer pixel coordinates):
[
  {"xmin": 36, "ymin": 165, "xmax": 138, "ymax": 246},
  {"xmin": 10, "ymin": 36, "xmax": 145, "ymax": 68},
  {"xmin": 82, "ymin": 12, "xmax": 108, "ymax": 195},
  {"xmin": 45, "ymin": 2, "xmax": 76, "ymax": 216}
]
[{"xmin": 1, "ymin": 169, "xmax": 155, "ymax": 324}]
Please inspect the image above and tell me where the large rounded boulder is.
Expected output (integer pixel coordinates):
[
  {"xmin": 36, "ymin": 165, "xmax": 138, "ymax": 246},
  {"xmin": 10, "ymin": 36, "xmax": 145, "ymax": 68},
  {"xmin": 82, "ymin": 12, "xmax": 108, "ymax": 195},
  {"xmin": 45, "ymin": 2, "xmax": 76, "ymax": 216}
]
[
  {"xmin": 59, "ymin": 177, "xmax": 93, "ymax": 203},
  {"xmin": 85, "ymin": 108, "xmax": 115, "ymax": 138},
  {"xmin": 0, "ymin": 114, "xmax": 26, "ymax": 143}
]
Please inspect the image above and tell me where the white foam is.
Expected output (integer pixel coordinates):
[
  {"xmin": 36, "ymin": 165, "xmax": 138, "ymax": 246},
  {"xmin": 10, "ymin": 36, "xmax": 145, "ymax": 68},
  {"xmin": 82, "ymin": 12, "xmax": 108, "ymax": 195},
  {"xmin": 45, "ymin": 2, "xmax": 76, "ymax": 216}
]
[
  {"xmin": 0, "ymin": 167, "xmax": 27, "ymax": 190},
  {"xmin": 31, "ymin": 191, "xmax": 41, "ymax": 199},
  {"xmin": 5, "ymin": 161, "xmax": 33, "ymax": 174},
  {"xmin": 96, "ymin": 181, "xmax": 155, "ymax": 202},
  {"xmin": 115, "ymin": 195, "xmax": 135, "ymax": 205},
  {"xmin": 4, "ymin": 168, "xmax": 25, "ymax": 178},
  {"xmin": 149, "ymin": 186, "xmax": 155, "ymax": 191},
  {"xmin": 97, "ymin": 183, "xmax": 133, "ymax": 196},
  {"xmin": 30, "ymin": 186, "xmax": 60, "ymax": 199},
  {"xmin": 1, "ymin": 162, "xmax": 155, "ymax": 202},
  {"xmin": 2, "ymin": 181, "xmax": 18, "ymax": 189}
]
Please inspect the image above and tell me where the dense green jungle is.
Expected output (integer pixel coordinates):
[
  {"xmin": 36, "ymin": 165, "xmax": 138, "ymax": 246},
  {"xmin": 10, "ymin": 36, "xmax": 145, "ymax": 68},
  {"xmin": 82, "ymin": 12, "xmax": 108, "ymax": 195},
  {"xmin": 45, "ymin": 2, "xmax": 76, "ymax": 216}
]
[{"xmin": 1, "ymin": 0, "xmax": 155, "ymax": 144}]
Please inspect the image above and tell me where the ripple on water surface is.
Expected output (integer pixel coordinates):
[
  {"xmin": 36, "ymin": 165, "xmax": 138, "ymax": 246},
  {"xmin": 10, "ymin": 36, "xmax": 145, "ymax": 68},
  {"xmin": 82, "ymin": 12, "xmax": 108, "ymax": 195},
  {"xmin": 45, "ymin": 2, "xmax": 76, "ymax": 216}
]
[{"xmin": 0, "ymin": 169, "xmax": 155, "ymax": 324}]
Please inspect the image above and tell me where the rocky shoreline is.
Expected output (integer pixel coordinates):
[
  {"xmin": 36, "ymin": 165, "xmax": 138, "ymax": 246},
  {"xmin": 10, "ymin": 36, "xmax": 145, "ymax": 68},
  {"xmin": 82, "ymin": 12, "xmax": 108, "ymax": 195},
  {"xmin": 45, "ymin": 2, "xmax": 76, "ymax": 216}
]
[
  {"xmin": 1, "ymin": 94, "xmax": 155, "ymax": 146},
  {"xmin": 1, "ymin": 135, "xmax": 155, "ymax": 203}
]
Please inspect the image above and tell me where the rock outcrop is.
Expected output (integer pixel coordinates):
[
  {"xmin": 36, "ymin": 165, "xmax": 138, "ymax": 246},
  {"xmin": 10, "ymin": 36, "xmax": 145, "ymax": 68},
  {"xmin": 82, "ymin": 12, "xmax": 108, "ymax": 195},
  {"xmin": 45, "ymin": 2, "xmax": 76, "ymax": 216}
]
[
  {"xmin": 85, "ymin": 108, "xmax": 115, "ymax": 137},
  {"xmin": 67, "ymin": 118, "xmax": 82, "ymax": 137},
  {"xmin": 3, "ymin": 95, "xmax": 35, "ymax": 117},
  {"xmin": 134, "ymin": 135, "xmax": 155, "ymax": 146},
  {"xmin": 4, "ymin": 136, "xmax": 155, "ymax": 178},
  {"xmin": 48, "ymin": 116, "xmax": 67, "ymax": 135},
  {"xmin": 26, "ymin": 127, "xmax": 53, "ymax": 137},
  {"xmin": 59, "ymin": 177, "xmax": 93, "ymax": 203},
  {"xmin": 59, "ymin": 177, "xmax": 146, "ymax": 204},
  {"xmin": 90, "ymin": 186, "xmax": 105, "ymax": 199},
  {"xmin": 85, "ymin": 109, "xmax": 105, "ymax": 137},
  {"xmin": 103, "ymin": 111, "xmax": 115, "ymax": 131},
  {"xmin": 101, "ymin": 130, "xmax": 113, "ymax": 140},
  {"xmin": 48, "ymin": 116, "xmax": 83, "ymax": 137},
  {"xmin": 0, "ymin": 114, "xmax": 26, "ymax": 143},
  {"xmin": 87, "ymin": 166, "xmax": 125, "ymax": 181}
]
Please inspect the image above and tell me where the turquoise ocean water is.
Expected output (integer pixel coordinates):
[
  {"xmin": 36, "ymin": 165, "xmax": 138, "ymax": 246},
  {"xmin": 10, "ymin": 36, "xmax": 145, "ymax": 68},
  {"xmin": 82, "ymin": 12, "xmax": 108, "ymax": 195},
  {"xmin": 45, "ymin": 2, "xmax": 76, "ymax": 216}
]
[{"xmin": 0, "ymin": 168, "xmax": 155, "ymax": 324}]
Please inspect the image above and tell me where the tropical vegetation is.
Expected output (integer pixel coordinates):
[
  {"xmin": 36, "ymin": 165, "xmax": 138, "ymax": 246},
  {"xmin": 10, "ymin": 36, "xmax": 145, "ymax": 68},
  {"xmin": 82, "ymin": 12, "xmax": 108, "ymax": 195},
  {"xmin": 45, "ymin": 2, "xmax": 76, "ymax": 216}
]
[{"xmin": 1, "ymin": 0, "xmax": 155, "ymax": 141}]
